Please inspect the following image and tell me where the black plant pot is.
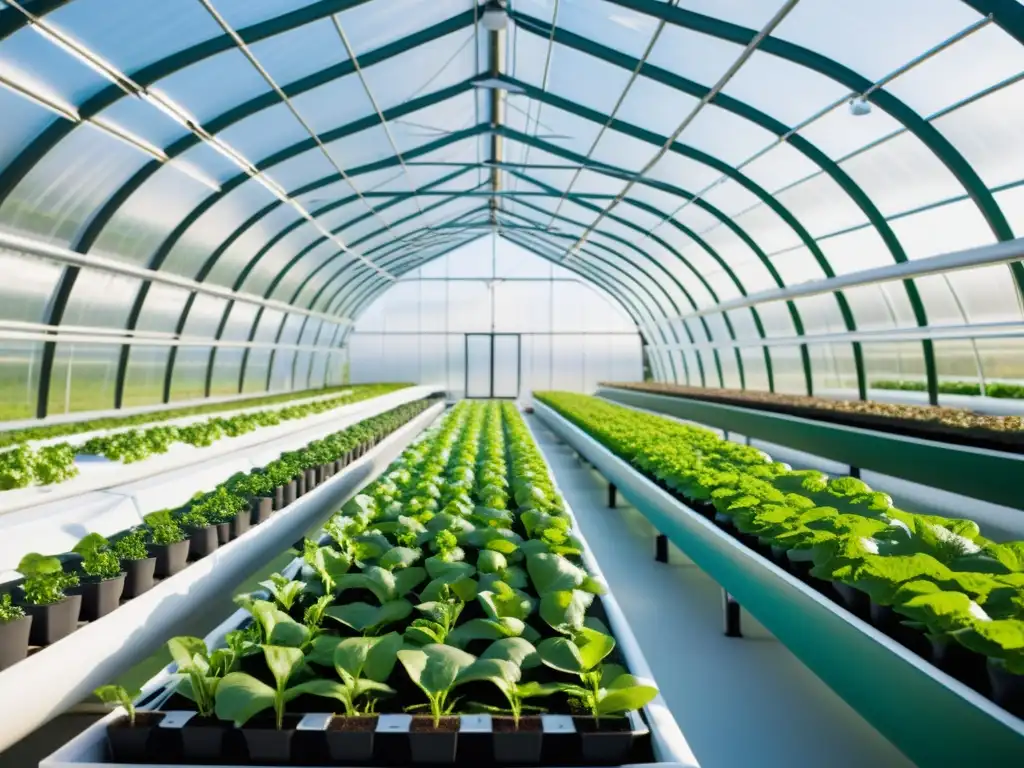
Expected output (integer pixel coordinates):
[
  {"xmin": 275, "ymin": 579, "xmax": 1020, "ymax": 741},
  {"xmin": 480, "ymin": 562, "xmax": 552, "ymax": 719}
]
[
  {"xmin": 252, "ymin": 496, "xmax": 273, "ymax": 525},
  {"xmin": 326, "ymin": 716, "xmax": 376, "ymax": 763},
  {"xmin": 23, "ymin": 594, "xmax": 81, "ymax": 646},
  {"xmin": 305, "ymin": 468, "xmax": 317, "ymax": 491},
  {"xmin": 832, "ymin": 582, "xmax": 870, "ymax": 619},
  {"xmin": 929, "ymin": 635, "xmax": 989, "ymax": 694},
  {"xmin": 0, "ymin": 615, "xmax": 32, "ymax": 669},
  {"xmin": 988, "ymin": 659, "xmax": 1024, "ymax": 716},
  {"xmin": 216, "ymin": 522, "xmax": 231, "ymax": 545},
  {"xmin": 284, "ymin": 480, "xmax": 297, "ymax": 507},
  {"xmin": 409, "ymin": 718, "xmax": 458, "ymax": 764},
  {"xmin": 232, "ymin": 511, "xmax": 252, "ymax": 539},
  {"xmin": 180, "ymin": 717, "xmax": 228, "ymax": 762},
  {"xmin": 149, "ymin": 539, "xmax": 190, "ymax": 579},
  {"xmin": 241, "ymin": 724, "xmax": 294, "ymax": 764},
  {"xmin": 575, "ymin": 717, "xmax": 633, "ymax": 765},
  {"xmin": 106, "ymin": 713, "xmax": 163, "ymax": 763},
  {"xmin": 296, "ymin": 474, "xmax": 307, "ymax": 497},
  {"xmin": 274, "ymin": 486, "xmax": 285, "ymax": 511},
  {"xmin": 121, "ymin": 557, "xmax": 156, "ymax": 598},
  {"xmin": 493, "ymin": 718, "xmax": 543, "ymax": 764},
  {"xmin": 188, "ymin": 526, "xmax": 219, "ymax": 559},
  {"xmin": 77, "ymin": 573, "xmax": 126, "ymax": 622}
]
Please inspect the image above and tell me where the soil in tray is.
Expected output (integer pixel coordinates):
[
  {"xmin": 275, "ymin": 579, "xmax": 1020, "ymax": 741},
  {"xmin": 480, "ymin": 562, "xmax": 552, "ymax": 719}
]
[
  {"xmin": 410, "ymin": 717, "xmax": 459, "ymax": 733},
  {"xmin": 605, "ymin": 382, "xmax": 1024, "ymax": 455}
]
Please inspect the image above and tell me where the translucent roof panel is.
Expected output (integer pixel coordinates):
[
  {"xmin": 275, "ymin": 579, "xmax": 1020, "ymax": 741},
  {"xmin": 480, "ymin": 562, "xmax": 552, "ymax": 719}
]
[{"xmin": 0, "ymin": 0, "xmax": 1021, "ymax": 415}]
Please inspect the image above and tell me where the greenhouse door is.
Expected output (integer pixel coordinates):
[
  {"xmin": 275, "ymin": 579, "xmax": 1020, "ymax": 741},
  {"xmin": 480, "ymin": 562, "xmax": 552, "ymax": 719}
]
[{"xmin": 464, "ymin": 334, "xmax": 521, "ymax": 399}]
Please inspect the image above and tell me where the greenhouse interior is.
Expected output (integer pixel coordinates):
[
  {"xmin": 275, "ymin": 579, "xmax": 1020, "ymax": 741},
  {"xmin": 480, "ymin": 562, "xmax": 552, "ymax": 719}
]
[{"xmin": 0, "ymin": 0, "xmax": 1023, "ymax": 766}]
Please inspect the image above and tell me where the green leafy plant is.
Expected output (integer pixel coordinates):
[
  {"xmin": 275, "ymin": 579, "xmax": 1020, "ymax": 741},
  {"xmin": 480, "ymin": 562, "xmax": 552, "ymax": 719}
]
[
  {"xmin": 94, "ymin": 685, "xmax": 140, "ymax": 726},
  {"xmin": 33, "ymin": 443, "xmax": 79, "ymax": 485},
  {"xmin": 112, "ymin": 530, "xmax": 149, "ymax": 561},
  {"xmin": 397, "ymin": 644, "xmax": 478, "ymax": 727},
  {"xmin": 313, "ymin": 635, "xmax": 401, "ymax": 715},
  {"xmin": 72, "ymin": 533, "xmax": 122, "ymax": 580},
  {"xmin": 144, "ymin": 510, "xmax": 185, "ymax": 545},
  {"xmin": 17, "ymin": 553, "xmax": 79, "ymax": 606},
  {"xmin": 259, "ymin": 573, "xmax": 305, "ymax": 612},
  {"xmin": 461, "ymin": 655, "xmax": 563, "ymax": 728},
  {"xmin": 0, "ymin": 446, "xmax": 35, "ymax": 490},
  {"xmin": 0, "ymin": 593, "xmax": 25, "ymax": 622},
  {"xmin": 169, "ymin": 636, "xmax": 237, "ymax": 718}
]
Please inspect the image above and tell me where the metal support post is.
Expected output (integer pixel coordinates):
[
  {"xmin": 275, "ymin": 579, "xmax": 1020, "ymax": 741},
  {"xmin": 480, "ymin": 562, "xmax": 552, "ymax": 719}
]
[
  {"xmin": 723, "ymin": 590, "xmax": 742, "ymax": 637},
  {"xmin": 655, "ymin": 534, "xmax": 669, "ymax": 564},
  {"xmin": 608, "ymin": 482, "xmax": 617, "ymax": 508}
]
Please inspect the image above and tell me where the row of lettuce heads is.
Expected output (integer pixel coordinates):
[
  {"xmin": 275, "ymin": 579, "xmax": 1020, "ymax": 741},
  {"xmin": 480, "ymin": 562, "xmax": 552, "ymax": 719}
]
[
  {"xmin": 0, "ymin": 384, "xmax": 407, "ymax": 491},
  {"xmin": 536, "ymin": 392, "xmax": 1024, "ymax": 679},
  {"xmin": 872, "ymin": 380, "xmax": 1024, "ymax": 399},
  {"xmin": 0, "ymin": 399, "xmax": 434, "ymax": 660},
  {"xmin": 97, "ymin": 401, "xmax": 657, "ymax": 752}
]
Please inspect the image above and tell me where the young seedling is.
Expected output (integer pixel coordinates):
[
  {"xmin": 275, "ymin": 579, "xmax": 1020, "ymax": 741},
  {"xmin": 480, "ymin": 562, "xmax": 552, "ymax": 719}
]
[
  {"xmin": 259, "ymin": 573, "xmax": 305, "ymax": 611},
  {"xmin": 94, "ymin": 685, "xmax": 141, "ymax": 726},
  {"xmin": 397, "ymin": 644, "xmax": 478, "ymax": 728},
  {"xmin": 0, "ymin": 594, "xmax": 25, "ymax": 622},
  {"xmin": 168, "ymin": 636, "xmax": 237, "ymax": 718},
  {"xmin": 311, "ymin": 635, "xmax": 401, "ymax": 715},
  {"xmin": 461, "ymin": 658, "xmax": 563, "ymax": 728},
  {"xmin": 538, "ymin": 629, "xmax": 657, "ymax": 722}
]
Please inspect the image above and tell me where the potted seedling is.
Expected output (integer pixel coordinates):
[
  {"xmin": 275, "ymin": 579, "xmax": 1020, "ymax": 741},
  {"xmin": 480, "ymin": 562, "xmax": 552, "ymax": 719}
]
[
  {"xmin": 0, "ymin": 593, "xmax": 31, "ymax": 669},
  {"xmin": 71, "ymin": 533, "xmax": 126, "ymax": 621},
  {"xmin": 538, "ymin": 629, "xmax": 658, "ymax": 764},
  {"xmin": 94, "ymin": 685, "xmax": 160, "ymax": 763},
  {"xmin": 179, "ymin": 507, "xmax": 219, "ymax": 559},
  {"xmin": 313, "ymin": 635, "xmax": 401, "ymax": 762},
  {"xmin": 113, "ymin": 529, "xmax": 157, "ymax": 598},
  {"xmin": 16, "ymin": 553, "xmax": 81, "ymax": 645},
  {"xmin": 460, "ymin": 642, "xmax": 561, "ymax": 764},
  {"xmin": 168, "ymin": 636, "xmax": 236, "ymax": 761},
  {"xmin": 145, "ymin": 510, "xmax": 190, "ymax": 578},
  {"xmin": 397, "ymin": 644, "xmax": 479, "ymax": 764},
  {"xmin": 215, "ymin": 644, "xmax": 343, "ymax": 763}
]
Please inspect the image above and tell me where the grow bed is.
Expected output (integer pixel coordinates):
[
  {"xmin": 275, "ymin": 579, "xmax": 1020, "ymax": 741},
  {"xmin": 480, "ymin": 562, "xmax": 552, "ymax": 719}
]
[
  {"xmin": 0, "ymin": 400, "xmax": 446, "ymax": 755},
  {"xmin": 600, "ymin": 382, "xmax": 1024, "ymax": 453},
  {"xmin": 534, "ymin": 394, "xmax": 1024, "ymax": 768},
  {"xmin": 598, "ymin": 384, "xmax": 1024, "ymax": 512},
  {"xmin": 42, "ymin": 401, "xmax": 693, "ymax": 768}
]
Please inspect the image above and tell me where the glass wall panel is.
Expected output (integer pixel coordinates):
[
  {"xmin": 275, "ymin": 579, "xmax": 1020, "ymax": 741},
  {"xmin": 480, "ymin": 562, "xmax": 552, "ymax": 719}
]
[
  {"xmin": 0, "ymin": 248, "xmax": 63, "ymax": 323},
  {"xmin": 933, "ymin": 339, "xmax": 982, "ymax": 385},
  {"xmin": 889, "ymin": 198, "xmax": 998, "ymax": 261},
  {"xmin": 718, "ymin": 349, "xmax": 742, "ymax": 390},
  {"xmin": 863, "ymin": 341, "xmax": 927, "ymax": 386},
  {"xmin": 809, "ymin": 342, "xmax": 859, "ymax": 394},
  {"xmin": 768, "ymin": 345, "xmax": 807, "ymax": 394},
  {"xmin": 122, "ymin": 345, "xmax": 171, "ymax": 407},
  {"xmin": 0, "ymin": 341, "xmax": 43, "ymax": 420},
  {"xmin": 269, "ymin": 348, "xmax": 297, "ymax": 391},
  {"xmin": 308, "ymin": 351, "xmax": 329, "ymax": 389},
  {"xmin": 793, "ymin": 294, "xmax": 848, "ymax": 335},
  {"xmin": 61, "ymin": 269, "xmax": 143, "ymax": 329},
  {"xmin": 0, "ymin": 89, "xmax": 58, "ymax": 176},
  {"xmin": 947, "ymin": 265, "xmax": 1023, "ymax": 324},
  {"xmin": 135, "ymin": 284, "xmax": 191, "ymax": 333},
  {"xmin": 219, "ymin": 302, "xmax": 260, "ymax": 342},
  {"xmin": 47, "ymin": 342, "xmax": 119, "ymax": 415},
  {"xmin": 739, "ymin": 347, "xmax": 771, "ymax": 392},
  {"xmin": 0, "ymin": 25, "xmax": 111, "ymax": 108},
  {"xmin": 756, "ymin": 301, "xmax": 797, "ymax": 338},
  {"xmin": 977, "ymin": 338, "xmax": 1024, "ymax": 384},
  {"xmin": 169, "ymin": 345, "xmax": 211, "ymax": 402},
  {"xmin": 819, "ymin": 226, "xmax": 895, "ymax": 275},
  {"xmin": 182, "ymin": 294, "xmax": 229, "ymax": 337},
  {"xmin": 0, "ymin": 125, "xmax": 150, "ymax": 246},
  {"xmin": 291, "ymin": 351, "xmax": 313, "ymax": 390},
  {"xmin": 209, "ymin": 348, "xmax": 243, "ymax": 396}
]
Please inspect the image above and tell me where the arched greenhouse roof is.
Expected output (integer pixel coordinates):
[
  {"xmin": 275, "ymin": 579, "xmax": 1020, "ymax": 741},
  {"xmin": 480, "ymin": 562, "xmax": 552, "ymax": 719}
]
[{"xmin": 1, "ymin": 0, "xmax": 1023, "ymax": 416}]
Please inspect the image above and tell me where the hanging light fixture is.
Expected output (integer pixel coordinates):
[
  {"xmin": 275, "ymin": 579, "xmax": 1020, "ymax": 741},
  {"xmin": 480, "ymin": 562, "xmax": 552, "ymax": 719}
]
[
  {"xmin": 848, "ymin": 96, "xmax": 872, "ymax": 116},
  {"xmin": 480, "ymin": 0, "xmax": 509, "ymax": 32}
]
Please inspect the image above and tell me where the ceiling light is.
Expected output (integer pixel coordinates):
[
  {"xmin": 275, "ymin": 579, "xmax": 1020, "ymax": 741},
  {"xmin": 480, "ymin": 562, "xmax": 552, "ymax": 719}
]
[
  {"xmin": 480, "ymin": 0, "xmax": 509, "ymax": 32},
  {"xmin": 848, "ymin": 96, "xmax": 871, "ymax": 116}
]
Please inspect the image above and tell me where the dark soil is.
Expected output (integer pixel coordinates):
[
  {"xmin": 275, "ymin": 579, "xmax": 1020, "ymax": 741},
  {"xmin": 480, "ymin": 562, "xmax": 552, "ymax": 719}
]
[
  {"xmin": 573, "ymin": 716, "xmax": 631, "ymax": 734},
  {"xmin": 109, "ymin": 712, "xmax": 163, "ymax": 728},
  {"xmin": 329, "ymin": 716, "xmax": 377, "ymax": 733},
  {"xmin": 493, "ymin": 717, "xmax": 542, "ymax": 733},
  {"xmin": 410, "ymin": 716, "xmax": 459, "ymax": 733}
]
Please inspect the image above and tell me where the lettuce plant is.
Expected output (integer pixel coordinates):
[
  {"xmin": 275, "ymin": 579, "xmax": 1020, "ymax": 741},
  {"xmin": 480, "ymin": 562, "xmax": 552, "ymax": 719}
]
[
  {"xmin": 17, "ymin": 553, "xmax": 78, "ymax": 606},
  {"xmin": 397, "ymin": 644, "xmax": 478, "ymax": 727},
  {"xmin": 315, "ymin": 635, "xmax": 401, "ymax": 715},
  {"xmin": 144, "ymin": 510, "xmax": 185, "ymax": 545},
  {"xmin": 0, "ymin": 594, "xmax": 25, "ymax": 622},
  {"xmin": 33, "ymin": 443, "xmax": 79, "ymax": 485},
  {"xmin": 94, "ymin": 685, "xmax": 140, "ymax": 726},
  {"xmin": 169, "ymin": 636, "xmax": 237, "ymax": 718},
  {"xmin": 259, "ymin": 573, "xmax": 305, "ymax": 612},
  {"xmin": 0, "ymin": 446, "xmax": 35, "ymax": 490},
  {"xmin": 460, "ymin": 656, "xmax": 563, "ymax": 727},
  {"xmin": 112, "ymin": 530, "xmax": 149, "ymax": 561},
  {"xmin": 72, "ymin": 533, "xmax": 122, "ymax": 580}
]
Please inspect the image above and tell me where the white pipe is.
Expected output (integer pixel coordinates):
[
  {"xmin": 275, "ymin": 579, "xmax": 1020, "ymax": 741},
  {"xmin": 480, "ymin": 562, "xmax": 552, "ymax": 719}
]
[
  {"xmin": 657, "ymin": 236, "xmax": 1024, "ymax": 326},
  {"xmin": 0, "ymin": 231, "xmax": 352, "ymax": 326}
]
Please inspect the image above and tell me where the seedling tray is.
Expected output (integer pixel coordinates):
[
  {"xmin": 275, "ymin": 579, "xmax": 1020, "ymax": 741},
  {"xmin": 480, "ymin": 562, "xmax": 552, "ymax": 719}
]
[
  {"xmin": 41, "ymin": 407, "xmax": 696, "ymax": 768},
  {"xmin": 534, "ymin": 400, "xmax": 1024, "ymax": 768}
]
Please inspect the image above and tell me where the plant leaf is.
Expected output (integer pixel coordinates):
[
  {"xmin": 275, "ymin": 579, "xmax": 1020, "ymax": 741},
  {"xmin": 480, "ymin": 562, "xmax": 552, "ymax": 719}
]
[
  {"xmin": 481, "ymin": 638, "xmax": 540, "ymax": 669},
  {"xmin": 262, "ymin": 645, "xmax": 305, "ymax": 690},
  {"xmin": 214, "ymin": 672, "xmax": 275, "ymax": 727},
  {"xmin": 397, "ymin": 644, "xmax": 476, "ymax": 697}
]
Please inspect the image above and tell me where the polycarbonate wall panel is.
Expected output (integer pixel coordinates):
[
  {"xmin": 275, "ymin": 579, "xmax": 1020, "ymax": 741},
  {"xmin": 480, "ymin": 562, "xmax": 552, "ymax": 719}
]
[
  {"xmin": 0, "ymin": 341, "xmax": 43, "ymax": 420},
  {"xmin": 0, "ymin": 249, "xmax": 63, "ymax": 323},
  {"xmin": 269, "ymin": 348, "xmax": 298, "ymax": 392},
  {"xmin": 242, "ymin": 349, "xmax": 272, "ymax": 394},
  {"xmin": 169, "ymin": 346, "xmax": 212, "ymax": 402},
  {"xmin": 47, "ymin": 343, "xmax": 119, "ymax": 415},
  {"xmin": 122, "ymin": 345, "xmax": 171, "ymax": 407},
  {"xmin": 60, "ymin": 269, "xmax": 143, "ymax": 329},
  {"xmin": 209, "ymin": 348, "xmax": 244, "ymax": 397}
]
